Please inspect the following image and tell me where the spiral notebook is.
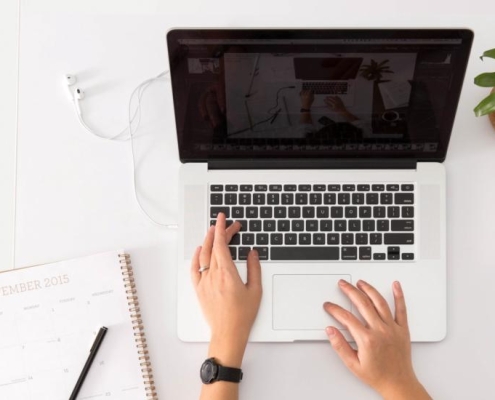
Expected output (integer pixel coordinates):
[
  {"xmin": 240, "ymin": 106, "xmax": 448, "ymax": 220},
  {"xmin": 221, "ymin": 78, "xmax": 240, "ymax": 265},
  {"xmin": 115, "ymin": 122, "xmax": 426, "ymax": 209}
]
[{"xmin": 0, "ymin": 250, "xmax": 157, "ymax": 400}]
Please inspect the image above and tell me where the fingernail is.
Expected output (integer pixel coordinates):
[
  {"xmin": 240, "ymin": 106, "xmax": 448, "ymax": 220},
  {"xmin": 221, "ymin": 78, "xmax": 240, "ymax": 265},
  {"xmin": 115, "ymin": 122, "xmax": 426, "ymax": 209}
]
[
  {"xmin": 357, "ymin": 279, "xmax": 365, "ymax": 287},
  {"xmin": 338, "ymin": 279, "xmax": 347, "ymax": 286},
  {"xmin": 251, "ymin": 249, "xmax": 259, "ymax": 259},
  {"xmin": 394, "ymin": 281, "xmax": 402, "ymax": 294},
  {"xmin": 323, "ymin": 301, "xmax": 332, "ymax": 308},
  {"xmin": 326, "ymin": 327, "xmax": 336, "ymax": 337}
]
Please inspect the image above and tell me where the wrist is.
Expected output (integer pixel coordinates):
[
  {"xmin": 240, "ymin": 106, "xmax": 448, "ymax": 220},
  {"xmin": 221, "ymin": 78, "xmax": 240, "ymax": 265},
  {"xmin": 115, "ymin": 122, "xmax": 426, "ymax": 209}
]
[
  {"xmin": 379, "ymin": 378, "xmax": 431, "ymax": 400},
  {"xmin": 208, "ymin": 334, "xmax": 248, "ymax": 368}
]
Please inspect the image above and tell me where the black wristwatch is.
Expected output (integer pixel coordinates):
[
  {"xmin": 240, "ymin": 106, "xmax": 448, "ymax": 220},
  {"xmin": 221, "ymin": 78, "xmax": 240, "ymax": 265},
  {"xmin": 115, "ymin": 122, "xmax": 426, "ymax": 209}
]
[{"xmin": 200, "ymin": 358, "xmax": 243, "ymax": 384}]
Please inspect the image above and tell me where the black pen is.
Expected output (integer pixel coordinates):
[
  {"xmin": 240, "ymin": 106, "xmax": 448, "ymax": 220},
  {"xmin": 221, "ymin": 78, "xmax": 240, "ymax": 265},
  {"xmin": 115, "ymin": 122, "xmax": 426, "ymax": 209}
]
[{"xmin": 69, "ymin": 327, "xmax": 108, "ymax": 400}]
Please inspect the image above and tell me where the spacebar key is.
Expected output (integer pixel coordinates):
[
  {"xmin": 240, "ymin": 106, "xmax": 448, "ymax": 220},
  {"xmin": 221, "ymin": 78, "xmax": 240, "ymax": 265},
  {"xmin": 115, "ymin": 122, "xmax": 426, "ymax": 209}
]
[{"xmin": 271, "ymin": 247, "xmax": 339, "ymax": 260}]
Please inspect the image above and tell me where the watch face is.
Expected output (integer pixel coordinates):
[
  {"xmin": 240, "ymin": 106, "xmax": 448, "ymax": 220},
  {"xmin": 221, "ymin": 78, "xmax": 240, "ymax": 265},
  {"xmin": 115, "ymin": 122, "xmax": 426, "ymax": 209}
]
[{"xmin": 200, "ymin": 359, "xmax": 219, "ymax": 384}]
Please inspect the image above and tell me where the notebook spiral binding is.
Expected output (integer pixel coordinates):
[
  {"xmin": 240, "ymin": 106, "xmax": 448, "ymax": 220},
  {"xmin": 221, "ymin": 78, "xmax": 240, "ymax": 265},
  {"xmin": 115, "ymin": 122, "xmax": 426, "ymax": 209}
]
[{"xmin": 119, "ymin": 253, "xmax": 158, "ymax": 400}]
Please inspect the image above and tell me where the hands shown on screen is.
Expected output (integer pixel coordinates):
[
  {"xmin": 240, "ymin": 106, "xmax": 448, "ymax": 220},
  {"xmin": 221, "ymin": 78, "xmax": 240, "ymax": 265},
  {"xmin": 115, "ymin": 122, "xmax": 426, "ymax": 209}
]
[
  {"xmin": 198, "ymin": 81, "xmax": 227, "ymax": 129},
  {"xmin": 191, "ymin": 214, "xmax": 262, "ymax": 368},
  {"xmin": 324, "ymin": 280, "xmax": 432, "ymax": 400},
  {"xmin": 193, "ymin": 213, "xmax": 430, "ymax": 400}
]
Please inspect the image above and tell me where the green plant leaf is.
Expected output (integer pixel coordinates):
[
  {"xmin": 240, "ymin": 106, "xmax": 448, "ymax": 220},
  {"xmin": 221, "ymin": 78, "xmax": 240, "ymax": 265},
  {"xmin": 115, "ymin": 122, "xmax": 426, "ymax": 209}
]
[
  {"xmin": 474, "ymin": 72, "xmax": 495, "ymax": 87},
  {"xmin": 480, "ymin": 48, "xmax": 495, "ymax": 61},
  {"xmin": 473, "ymin": 92, "xmax": 495, "ymax": 116}
]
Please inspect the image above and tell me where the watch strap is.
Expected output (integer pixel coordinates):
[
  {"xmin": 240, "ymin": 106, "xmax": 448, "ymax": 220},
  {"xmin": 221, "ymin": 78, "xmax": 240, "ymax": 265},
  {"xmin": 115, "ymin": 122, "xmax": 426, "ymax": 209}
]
[{"xmin": 217, "ymin": 365, "xmax": 243, "ymax": 383}]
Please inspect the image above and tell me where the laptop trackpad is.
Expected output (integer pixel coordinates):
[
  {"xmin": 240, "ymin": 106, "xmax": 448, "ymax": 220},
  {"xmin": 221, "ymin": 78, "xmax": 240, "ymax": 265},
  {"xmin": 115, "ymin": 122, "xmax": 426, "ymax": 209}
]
[{"xmin": 273, "ymin": 274, "xmax": 352, "ymax": 330}]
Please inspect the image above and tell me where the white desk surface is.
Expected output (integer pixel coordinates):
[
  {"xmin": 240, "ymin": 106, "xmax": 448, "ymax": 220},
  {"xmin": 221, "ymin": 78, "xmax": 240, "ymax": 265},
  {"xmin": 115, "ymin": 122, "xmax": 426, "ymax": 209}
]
[{"xmin": 3, "ymin": 1, "xmax": 495, "ymax": 398}]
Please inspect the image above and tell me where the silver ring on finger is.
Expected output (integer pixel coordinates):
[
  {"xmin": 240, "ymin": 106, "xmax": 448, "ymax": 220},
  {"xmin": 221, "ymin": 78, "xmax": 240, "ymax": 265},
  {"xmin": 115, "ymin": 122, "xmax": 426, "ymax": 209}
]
[{"xmin": 199, "ymin": 265, "xmax": 210, "ymax": 273}]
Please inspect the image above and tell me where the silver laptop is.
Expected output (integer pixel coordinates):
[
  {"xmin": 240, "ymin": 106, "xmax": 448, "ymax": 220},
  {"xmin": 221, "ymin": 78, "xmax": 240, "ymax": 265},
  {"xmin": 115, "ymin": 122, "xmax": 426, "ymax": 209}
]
[{"xmin": 168, "ymin": 28, "xmax": 473, "ymax": 342}]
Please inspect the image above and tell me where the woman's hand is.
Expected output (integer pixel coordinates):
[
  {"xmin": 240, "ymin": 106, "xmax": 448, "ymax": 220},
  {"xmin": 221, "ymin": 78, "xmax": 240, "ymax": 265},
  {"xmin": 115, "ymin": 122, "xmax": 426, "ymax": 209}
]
[
  {"xmin": 191, "ymin": 213, "xmax": 262, "ymax": 367},
  {"xmin": 324, "ymin": 280, "xmax": 431, "ymax": 400}
]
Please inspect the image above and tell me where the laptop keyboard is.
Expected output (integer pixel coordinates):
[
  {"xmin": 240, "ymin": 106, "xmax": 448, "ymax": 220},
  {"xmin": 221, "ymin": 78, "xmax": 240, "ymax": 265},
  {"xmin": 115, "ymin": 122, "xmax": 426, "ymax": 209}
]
[
  {"xmin": 209, "ymin": 183, "xmax": 415, "ymax": 262},
  {"xmin": 302, "ymin": 81, "xmax": 349, "ymax": 95}
]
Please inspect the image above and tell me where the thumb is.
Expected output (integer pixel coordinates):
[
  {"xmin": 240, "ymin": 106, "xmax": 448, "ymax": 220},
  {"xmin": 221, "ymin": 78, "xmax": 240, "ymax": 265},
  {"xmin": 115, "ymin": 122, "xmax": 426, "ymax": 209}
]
[
  {"xmin": 325, "ymin": 327, "xmax": 359, "ymax": 372},
  {"xmin": 246, "ymin": 249, "xmax": 262, "ymax": 291}
]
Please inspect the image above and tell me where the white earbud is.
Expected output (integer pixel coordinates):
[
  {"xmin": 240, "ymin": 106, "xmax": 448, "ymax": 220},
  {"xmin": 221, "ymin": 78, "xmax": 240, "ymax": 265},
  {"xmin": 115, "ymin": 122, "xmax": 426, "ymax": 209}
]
[{"xmin": 64, "ymin": 74, "xmax": 77, "ymax": 100}]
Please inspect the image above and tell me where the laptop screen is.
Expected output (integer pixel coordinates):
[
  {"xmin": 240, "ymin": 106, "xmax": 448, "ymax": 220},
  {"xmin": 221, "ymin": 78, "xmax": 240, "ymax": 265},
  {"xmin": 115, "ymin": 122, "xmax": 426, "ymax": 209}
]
[{"xmin": 167, "ymin": 29, "xmax": 473, "ymax": 163}]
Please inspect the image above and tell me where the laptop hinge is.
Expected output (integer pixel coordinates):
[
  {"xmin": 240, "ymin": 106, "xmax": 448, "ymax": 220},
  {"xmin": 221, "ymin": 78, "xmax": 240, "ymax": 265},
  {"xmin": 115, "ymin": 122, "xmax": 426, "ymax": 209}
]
[{"xmin": 208, "ymin": 159, "xmax": 417, "ymax": 170}]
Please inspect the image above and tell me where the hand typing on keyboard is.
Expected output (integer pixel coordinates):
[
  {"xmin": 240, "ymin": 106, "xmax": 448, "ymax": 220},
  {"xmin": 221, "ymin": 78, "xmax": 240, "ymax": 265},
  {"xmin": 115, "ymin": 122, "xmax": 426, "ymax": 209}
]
[{"xmin": 324, "ymin": 280, "xmax": 432, "ymax": 400}]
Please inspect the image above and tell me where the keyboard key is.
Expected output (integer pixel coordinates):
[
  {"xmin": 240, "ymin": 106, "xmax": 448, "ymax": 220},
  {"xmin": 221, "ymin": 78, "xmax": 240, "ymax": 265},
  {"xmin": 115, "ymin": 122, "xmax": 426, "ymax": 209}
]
[
  {"xmin": 366, "ymin": 193, "xmax": 379, "ymax": 205},
  {"xmin": 242, "ymin": 233, "xmax": 255, "ymax": 245},
  {"xmin": 391, "ymin": 220, "xmax": 414, "ymax": 231},
  {"xmin": 274, "ymin": 207, "xmax": 287, "ymax": 218},
  {"xmin": 387, "ymin": 206, "xmax": 400, "ymax": 218},
  {"xmin": 401, "ymin": 184, "xmax": 414, "ymax": 191},
  {"xmin": 226, "ymin": 185, "xmax": 238, "ymax": 191},
  {"xmin": 232, "ymin": 207, "xmax": 244, "ymax": 219},
  {"xmin": 288, "ymin": 207, "xmax": 301, "ymax": 218},
  {"xmin": 349, "ymin": 220, "xmax": 361, "ymax": 232},
  {"xmin": 372, "ymin": 184, "xmax": 384, "ymax": 191},
  {"xmin": 357, "ymin": 184, "xmax": 370, "ymax": 191},
  {"xmin": 267, "ymin": 193, "xmax": 280, "ymax": 205},
  {"xmin": 249, "ymin": 220, "xmax": 262, "ymax": 231},
  {"xmin": 373, "ymin": 206, "xmax": 386, "ymax": 218},
  {"xmin": 328, "ymin": 184, "xmax": 341, "ymax": 191},
  {"xmin": 331, "ymin": 207, "xmax": 344, "ymax": 218},
  {"xmin": 239, "ymin": 247, "xmax": 251, "ymax": 260},
  {"xmin": 359, "ymin": 206, "xmax": 371, "ymax": 218},
  {"xmin": 269, "ymin": 184, "xmax": 282, "ymax": 191},
  {"xmin": 255, "ymin": 185, "xmax": 267, "ymax": 192},
  {"xmin": 313, "ymin": 184, "xmax": 326, "ymax": 191},
  {"xmin": 210, "ymin": 193, "xmax": 223, "ymax": 205},
  {"xmin": 320, "ymin": 220, "xmax": 333, "ymax": 231},
  {"xmin": 260, "ymin": 207, "xmax": 272, "ymax": 218},
  {"xmin": 284, "ymin": 233, "xmax": 297, "ymax": 245},
  {"xmin": 284, "ymin": 184, "xmax": 297, "ymax": 191},
  {"xmin": 373, "ymin": 253, "xmax": 386, "ymax": 260},
  {"xmin": 246, "ymin": 207, "xmax": 258, "ymax": 218},
  {"xmin": 317, "ymin": 206, "xmax": 329, "ymax": 218},
  {"xmin": 384, "ymin": 233, "xmax": 414, "ymax": 244},
  {"xmin": 230, "ymin": 234, "xmax": 241, "ymax": 245},
  {"xmin": 225, "ymin": 193, "xmax": 237, "ymax": 205},
  {"xmin": 388, "ymin": 253, "xmax": 400, "ymax": 260},
  {"xmin": 277, "ymin": 220, "xmax": 291, "ymax": 231},
  {"xmin": 229, "ymin": 246, "xmax": 237, "ymax": 260},
  {"xmin": 352, "ymin": 193, "xmax": 364, "ymax": 204},
  {"xmin": 211, "ymin": 207, "xmax": 230, "ymax": 218},
  {"xmin": 402, "ymin": 206, "xmax": 414, "ymax": 218},
  {"xmin": 270, "ymin": 233, "xmax": 283, "ymax": 245},
  {"xmin": 345, "ymin": 206, "xmax": 358, "ymax": 218},
  {"xmin": 324, "ymin": 193, "xmax": 336, "ymax": 204},
  {"xmin": 356, "ymin": 233, "xmax": 368, "ymax": 245},
  {"xmin": 342, "ymin": 247, "xmax": 357, "ymax": 260},
  {"xmin": 342, "ymin": 234, "xmax": 354, "ymax": 244},
  {"xmin": 402, "ymin": 253, "xmax": 415, "ymax": 260},
  {"xmin": 359, "ymin": 246, "xmax": 372, "ymax": 260},
  {"xmin": 335, "ymin": 220, "xmax": 347, "ymax": 231},
  {"xmin": 299, "ymin": 233, "xmax": 311, "ymax": 245},
  {"xmin": 282, "ymin": 193, "xmax": 294, "ymax": 205},
  {"xmin": 253, "ymin": 247, "xmax": 269, "ymax": 260},
  {"xmin": 310, "ymin": 193, "xmax": 322, "ymax": 204},
  {"xmin": 271, "ymin": 246, "xmax": 339, "ymax": 260},
  {"xmin": 306, "ymin": 220, "xmax": 318, "ymax": 231},
  {"xmin": 298, "ymin": 184, "xmax": 311, "ymax": 191},
  {"xmin": 303, "ymin": 207, "xmax": 315, "ymax": 218},
  {"xmin": 256, "ymin": 233, "xmax": 268, "ymax": 245},
  {"xmin": 386, "ymin": 184, "xmax": 399, "ymax": 191},
  {"xmin": 240, "ymin": 185, "xmax": 253, "ymax": 192},
  {"xmin": 338, "ymin": 193, "xmax": 350, "ymax": 204},
  {"xmin": 363, "ymin": 220, "xmax": 375, "ymax": 232},
  {"xmin": 380, "ymin": 193, "xmax": 393, "ymax": 204},
  {"xmin": 296, "ymin": 193, "xmax": 308, "ymax": 204},
  {"xmin": 292, "ymin": 220, "xmax": 304, "ymax": 231},
  {"xmin": 239, "ymin": 194, "xmax": 251, "ymax": 205},
  {"xmin": 343, "ymin": 184, "xmax": 355, "ymax": 191},
  {"xmin": 263, "ymin": 220, "xmax": 276, "ymax": 231},
  {"xmin": 237, "ymin": 220, "xmax": 247, "ymax": 231},
  {"xmin": 327, "ymin": 233, "xmax": 340, "ymax": 245},
  {"xmin": 210, "ymin": 185, "xmax": 223, "ymax": 192},
  {"xmin": 370, "ymin": 233, "xmax": 382, "ymax": 245},
  {"xmin": 313, "ymin": 233, "xmax": 325, "ymax": 245},
  {"xmin": 377, "ymin": 220, "xmax": 389, "ymax": 231},
  {"xmin": 395, "ymin": 193, "xmax": 414, "ymax": 204},
  {"xmin": 253, "ymin": 193, "xmax": 265, "ymax": 205}
]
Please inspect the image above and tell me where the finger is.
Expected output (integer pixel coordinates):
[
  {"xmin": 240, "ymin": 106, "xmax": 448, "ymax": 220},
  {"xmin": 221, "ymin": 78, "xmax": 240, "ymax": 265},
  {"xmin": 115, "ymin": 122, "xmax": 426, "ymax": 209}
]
[
  {"xmin": 225, "ymin": 220, "xmax": 242, "ymax": 244},
  {"xmin": 205, "ymin": 92, "xmax": 222, "ymax": 128},
  {"xmin": 215, "ymin": 82, "xmax": 226, "ymax": 113},
  {"xmin": 356, "ymin": 280, "xmax": 394, "ymax": 323},
  {"xmin": 198, "ymin": 92, "xmax": 209, "ymax": 121},
  {"xmin": 338, "ymin": 280, "xmax": 383, "ymax": 328},
  {"xmin": 393, "ymin": 281, "xmax": 408, "ymax": 327},
  {"xmin": 325, "ymin": 327, "xmax": 359, "ymax": 371},
  {"xmin": 213, "ymin": 213, "xmax": 237, "ymax": 269},
  {"xmin": 323, "ymin": 302, "xmax": 366, "ymax": 338},
  {"xmin": 190, "ymin": 246, "xmax": 202, "ymax": 287},
  {"xmin": 246, "ymin": 250, "xmax": 262, "ymax": 291},
  {"xmin": 199, "ymin": 225, "xmax": 215, "ymax": 270}
]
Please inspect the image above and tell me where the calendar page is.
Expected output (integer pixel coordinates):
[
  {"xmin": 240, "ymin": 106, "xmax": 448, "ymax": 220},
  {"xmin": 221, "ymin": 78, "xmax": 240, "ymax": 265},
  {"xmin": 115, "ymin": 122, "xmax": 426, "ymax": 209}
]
[{"xmin": 0, "ymin": 251, "xmax": 149, "ymax": 400}]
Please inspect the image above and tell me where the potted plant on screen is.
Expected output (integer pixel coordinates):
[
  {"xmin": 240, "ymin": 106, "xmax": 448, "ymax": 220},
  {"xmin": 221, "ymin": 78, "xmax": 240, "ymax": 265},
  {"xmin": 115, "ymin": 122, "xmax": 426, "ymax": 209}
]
[
  {"xmin": 474, "ymin": 48, "xmax": 495, "ymax": 129},
  {"xmin": 359, "ymin": 59, "xmax": 394, "ymax": 82}
]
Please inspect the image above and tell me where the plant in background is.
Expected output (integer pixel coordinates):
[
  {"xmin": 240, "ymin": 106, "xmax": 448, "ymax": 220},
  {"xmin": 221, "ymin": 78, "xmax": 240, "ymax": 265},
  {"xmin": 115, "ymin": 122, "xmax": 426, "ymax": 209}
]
[
  {"xmin": 359, "ymin": 59, "xmax": 394, "ymax": 81},
  {"xmin": 474, "ymin": 49, "xmax": 495, "ymax": 119}
]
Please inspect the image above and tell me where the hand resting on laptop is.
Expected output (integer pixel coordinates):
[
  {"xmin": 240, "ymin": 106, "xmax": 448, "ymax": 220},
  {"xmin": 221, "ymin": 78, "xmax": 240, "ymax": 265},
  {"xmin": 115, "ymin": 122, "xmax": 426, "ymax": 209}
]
[{"xmin": 192, "ymin": 213, "xmax": 431, "ymax": 400}]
